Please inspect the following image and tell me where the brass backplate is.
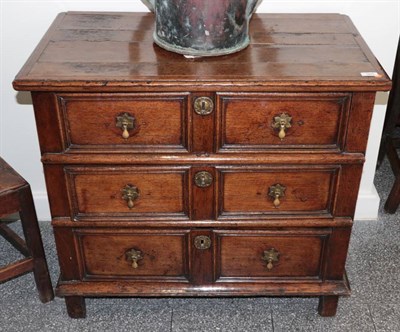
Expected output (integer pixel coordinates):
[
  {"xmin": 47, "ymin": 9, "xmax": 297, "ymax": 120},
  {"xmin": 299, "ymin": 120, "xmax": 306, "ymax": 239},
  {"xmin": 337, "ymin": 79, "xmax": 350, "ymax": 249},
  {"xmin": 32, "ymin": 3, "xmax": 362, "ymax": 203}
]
[
  {"xmin": 125, "ymin": 248, "xmax": 143, "ymax": 269},
  {"xmin": 122, "ymin": 184, "xmax": 140, "ymax": 200},
  {"xmin": 272, "ymin": 113, "xmax": 292, "ymax": 130},
  {"xmin": 116, "ymin": 112, "xmax": 135, "ymax": 130},
  {"xmin": 268, "ymin": 184, "xmax": 286, "ymax": 199},
  {"xmin": 122, "ymin": 184, "xmax": 140, "ymax": 208},
  {"xmin": 262, "ymin": 248, "xmax": 280, "ymax": 270}
]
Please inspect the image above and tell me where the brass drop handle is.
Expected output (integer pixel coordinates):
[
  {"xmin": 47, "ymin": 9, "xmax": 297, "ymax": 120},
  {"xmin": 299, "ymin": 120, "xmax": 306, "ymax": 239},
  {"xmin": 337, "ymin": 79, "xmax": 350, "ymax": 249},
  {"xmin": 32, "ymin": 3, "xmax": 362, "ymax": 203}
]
[
  {"xmin": 262, "ymin": 248, "xmax": 280, "ymax": 270},
  {"xmin": 116, "ymin": 113, "xmax": 136, "ymax": 139},
  {"xmin": 122, "ymin": 125, "xmax": 129, "ymax": 139},
  {"xmin": 273, "ymin": 113, "xmax": 292, "ymax": 140},
  {"xmin": 268, "ymin": 184, "xmax": 286, "ymax": 208},
  {"xmin": 125, "ymin": 248, "xmax": 143, "ymax": 269},
  {"xmin": 122, "ymin": 184, "xmax": 140, "ymax": 209}
]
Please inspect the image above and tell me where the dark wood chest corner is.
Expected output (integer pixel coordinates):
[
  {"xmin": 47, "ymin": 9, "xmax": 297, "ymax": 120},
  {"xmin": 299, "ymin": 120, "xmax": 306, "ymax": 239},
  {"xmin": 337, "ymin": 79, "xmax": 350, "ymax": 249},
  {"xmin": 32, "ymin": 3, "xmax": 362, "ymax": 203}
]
[{"xmin": 13, "ymin": 12, "xmax": 391, "ymax": 318}]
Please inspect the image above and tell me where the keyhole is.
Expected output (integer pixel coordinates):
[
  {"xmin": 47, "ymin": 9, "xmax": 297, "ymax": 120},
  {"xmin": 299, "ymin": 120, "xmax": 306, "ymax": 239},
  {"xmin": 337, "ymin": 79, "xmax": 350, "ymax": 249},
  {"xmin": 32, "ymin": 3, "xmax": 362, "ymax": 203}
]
[
  {"xmin": 194, "ymin": 235, "xmax": 211, "ymax": 250},
  {"xmin": 194, "ymin": 97, "xmax": 213, "ymax": 115}
]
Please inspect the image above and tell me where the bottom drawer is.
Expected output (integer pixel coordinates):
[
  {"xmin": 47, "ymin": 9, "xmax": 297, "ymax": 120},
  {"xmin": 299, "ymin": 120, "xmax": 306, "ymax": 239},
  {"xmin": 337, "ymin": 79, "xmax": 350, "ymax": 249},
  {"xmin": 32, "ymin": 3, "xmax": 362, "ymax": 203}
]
[
  {"xmin": 76, "ymin": 229, "xmax": 189, "ymax": 281},
  {"xmin": 75, "ymin": 228, "xmax": 331, "ymax": 283},
  {"xmin": 215, "ymin": 230, "xmax": 329, "ymax": 281}
]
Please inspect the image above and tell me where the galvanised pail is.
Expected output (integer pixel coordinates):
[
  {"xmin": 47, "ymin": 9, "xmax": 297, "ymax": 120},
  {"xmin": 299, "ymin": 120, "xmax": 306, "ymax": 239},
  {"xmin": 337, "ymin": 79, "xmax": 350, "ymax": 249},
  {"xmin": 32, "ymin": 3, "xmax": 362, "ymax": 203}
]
[{"xmin": 141, "ymin": 0, "xmax": 262, "ymax": 57}]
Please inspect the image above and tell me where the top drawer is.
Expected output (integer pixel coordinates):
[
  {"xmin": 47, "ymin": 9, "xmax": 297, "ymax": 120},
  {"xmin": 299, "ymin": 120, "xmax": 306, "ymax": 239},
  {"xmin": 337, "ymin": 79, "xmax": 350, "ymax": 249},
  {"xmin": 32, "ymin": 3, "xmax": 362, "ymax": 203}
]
[
  {"xmin": 217, "ymin": 93, "xmax": 351, "ymax": 152},
  {"xmin": 57, "ymin": 93, "xmax": 189, "ymax": 152}
]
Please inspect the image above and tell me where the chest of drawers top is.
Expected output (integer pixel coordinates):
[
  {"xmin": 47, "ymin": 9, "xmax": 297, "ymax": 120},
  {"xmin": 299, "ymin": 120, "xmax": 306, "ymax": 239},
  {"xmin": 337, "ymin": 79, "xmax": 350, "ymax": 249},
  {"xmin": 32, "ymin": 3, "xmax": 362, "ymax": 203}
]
[{"xmin": 13, "ymin": 12, "xmax": 390, "ymax": 93}]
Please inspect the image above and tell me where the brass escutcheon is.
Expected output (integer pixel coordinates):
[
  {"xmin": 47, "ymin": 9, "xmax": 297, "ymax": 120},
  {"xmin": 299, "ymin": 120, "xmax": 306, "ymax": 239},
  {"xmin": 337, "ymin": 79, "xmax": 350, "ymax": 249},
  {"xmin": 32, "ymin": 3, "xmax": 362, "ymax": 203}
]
[
  {"xmin": 194, "ymin": 235, "xmax": 212, "ymax": 250},
  {"xmin": 122, "ymin": 184, "xmax": 140, "ymax": 209},
  {"xmin": 194, "ymin": 171, "xmax": 213, "ymax": 188},
  {"xmin": 194, "ymin": 97, "xmax": 214, "ymax": 115},
  {"xmin": 125, "ymin": 248, "xmax": 143, "ymax": 269},
  {"xmin": 268, "ymin": 184, "xmax": 286, "ymax": 208},
  {"xmin": 116, "ymin": 113, "xmax": 136, "ymax": 139},
  {"xmin": 272, "ymin": 113, "xmax": 292, "ymax": 140},
  {"xmin": 262, "ymin": 248, "xmax": 280, "ymax": 270}
]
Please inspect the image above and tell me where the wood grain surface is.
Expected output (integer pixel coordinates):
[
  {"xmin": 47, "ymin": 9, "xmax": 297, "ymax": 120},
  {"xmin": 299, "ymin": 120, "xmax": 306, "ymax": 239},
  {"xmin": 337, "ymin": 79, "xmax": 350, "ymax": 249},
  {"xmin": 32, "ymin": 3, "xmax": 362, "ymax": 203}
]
[{"xmin": 13, "ymin": 13, "xmax": 390, "ymax": 92}]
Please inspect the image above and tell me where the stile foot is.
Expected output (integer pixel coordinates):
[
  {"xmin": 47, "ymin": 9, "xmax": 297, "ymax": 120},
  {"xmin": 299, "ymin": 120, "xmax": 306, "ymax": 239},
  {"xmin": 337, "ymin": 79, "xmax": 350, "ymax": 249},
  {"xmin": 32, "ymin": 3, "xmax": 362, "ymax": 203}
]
[
  {"xmin": 65, "ymin": 296, "xmax": 86, "ymax": 318},
  {"xmin": 318, "ymin": 295, "xmax": 339, "ymax": 317}
]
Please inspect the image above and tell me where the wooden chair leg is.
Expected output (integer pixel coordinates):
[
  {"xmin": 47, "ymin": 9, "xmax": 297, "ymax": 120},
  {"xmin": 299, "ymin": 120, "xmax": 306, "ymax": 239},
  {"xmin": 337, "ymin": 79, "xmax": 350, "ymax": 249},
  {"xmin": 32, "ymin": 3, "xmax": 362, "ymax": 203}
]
[
  {"xmin": 377, "ymin": 136, "xmax": 388, "ymax": 168},
  {"xmin": 383, "ymin": 136, "xmax": 400, "ymax": 213},
  {"xmin": 384, "ymin": 174, "xmax": 400, "ymax": 213},
  {"xmin": 377, "ymin": 37, "xmax": 400, "ymax": 170},
  {"xmin": 18, "ymin": 186, "xmax": 54, "ymax": 303}
]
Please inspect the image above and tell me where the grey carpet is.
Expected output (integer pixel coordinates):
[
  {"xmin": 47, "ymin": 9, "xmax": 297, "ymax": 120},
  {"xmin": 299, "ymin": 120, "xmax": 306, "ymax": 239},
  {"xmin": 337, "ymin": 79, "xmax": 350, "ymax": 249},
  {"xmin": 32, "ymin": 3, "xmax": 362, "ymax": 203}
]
[{"xmin": 1, "ymin": 158, "xmax": 399, "ymax": 331}]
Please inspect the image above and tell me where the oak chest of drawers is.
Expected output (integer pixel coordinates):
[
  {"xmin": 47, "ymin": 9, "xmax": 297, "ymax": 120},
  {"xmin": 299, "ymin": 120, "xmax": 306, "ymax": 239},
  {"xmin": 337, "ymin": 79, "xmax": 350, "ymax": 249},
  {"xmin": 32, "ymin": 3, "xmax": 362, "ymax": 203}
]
[{"xmin": 13, "ymin": 12, "xmax": 391, "ymax": 318}]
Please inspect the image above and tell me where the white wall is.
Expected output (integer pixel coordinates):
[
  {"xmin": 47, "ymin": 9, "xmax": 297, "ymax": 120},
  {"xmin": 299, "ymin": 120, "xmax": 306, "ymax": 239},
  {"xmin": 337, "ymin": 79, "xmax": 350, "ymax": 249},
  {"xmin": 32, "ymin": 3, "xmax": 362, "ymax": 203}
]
[{"xmin": 1, "ymin": 1, "xmax": 399, "ymax": 220}]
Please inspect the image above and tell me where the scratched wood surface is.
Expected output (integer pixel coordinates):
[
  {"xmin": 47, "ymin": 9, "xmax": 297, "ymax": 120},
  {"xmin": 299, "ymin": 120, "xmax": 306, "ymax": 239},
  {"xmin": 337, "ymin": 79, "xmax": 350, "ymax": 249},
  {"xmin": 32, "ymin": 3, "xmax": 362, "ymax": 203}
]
[{"xmin": 13, "ymin": 12, "xmax": 391, "ymax": 91}]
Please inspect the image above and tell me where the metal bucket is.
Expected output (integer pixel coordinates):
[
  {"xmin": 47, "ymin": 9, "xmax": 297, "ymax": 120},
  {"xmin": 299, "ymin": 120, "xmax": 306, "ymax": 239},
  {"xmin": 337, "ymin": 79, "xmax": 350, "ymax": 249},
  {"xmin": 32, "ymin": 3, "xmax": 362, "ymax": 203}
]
[{"xmin": 141, "ymin": 0, "xmax": 262, "ymax": 57}]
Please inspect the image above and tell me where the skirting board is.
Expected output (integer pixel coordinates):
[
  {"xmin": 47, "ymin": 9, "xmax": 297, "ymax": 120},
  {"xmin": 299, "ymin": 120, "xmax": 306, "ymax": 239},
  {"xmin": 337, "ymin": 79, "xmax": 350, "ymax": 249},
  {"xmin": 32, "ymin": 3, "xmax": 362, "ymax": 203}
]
[
  {"xmin": 32, "ymin": 191, "xmax": 51, "ymax": 222},
  {"xmin": 354, "ymin": 186, "xmax": 380, "ymax": 221}
]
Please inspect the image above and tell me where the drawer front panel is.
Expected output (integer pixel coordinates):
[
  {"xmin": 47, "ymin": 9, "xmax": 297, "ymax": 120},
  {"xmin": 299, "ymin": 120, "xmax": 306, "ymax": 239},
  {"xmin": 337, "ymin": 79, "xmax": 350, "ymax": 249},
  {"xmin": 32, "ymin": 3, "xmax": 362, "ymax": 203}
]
[
  {"xmin": 66, "ymin": 166, "xmax": 189, "ymax": 218},
  {"xmin": 77, "ymin": 229, "xmax": 189, "ymax": 280},
  {"xmin": 58, "ymin": 93, "xmax": 189, "ymax": 151},
  {"xmin": 215, "ymin": 230, "xmax": 328, "ymax": 280},
  {"xmin": 218, "ymin": 166, "xmax": 338, "ymax": 217},
  {"xmin": 218, "ymin": 93, "xmax": 350, "ymax": 151}
]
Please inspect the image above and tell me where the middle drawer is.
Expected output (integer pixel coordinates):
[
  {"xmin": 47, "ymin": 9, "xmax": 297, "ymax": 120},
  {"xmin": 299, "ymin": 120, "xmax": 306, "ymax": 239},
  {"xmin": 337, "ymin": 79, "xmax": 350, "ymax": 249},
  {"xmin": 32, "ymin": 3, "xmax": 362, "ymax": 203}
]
[
  {"xmin": 65, "ymin": 166, "xmax": 190, "ymax": 220},
  {"xmin": 65, "ymin": 165, "xmax": 340, "ymax": 220},
  {"xmin": 217, "ymin": 166, "xmax": 339, "ymax": 218}
]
